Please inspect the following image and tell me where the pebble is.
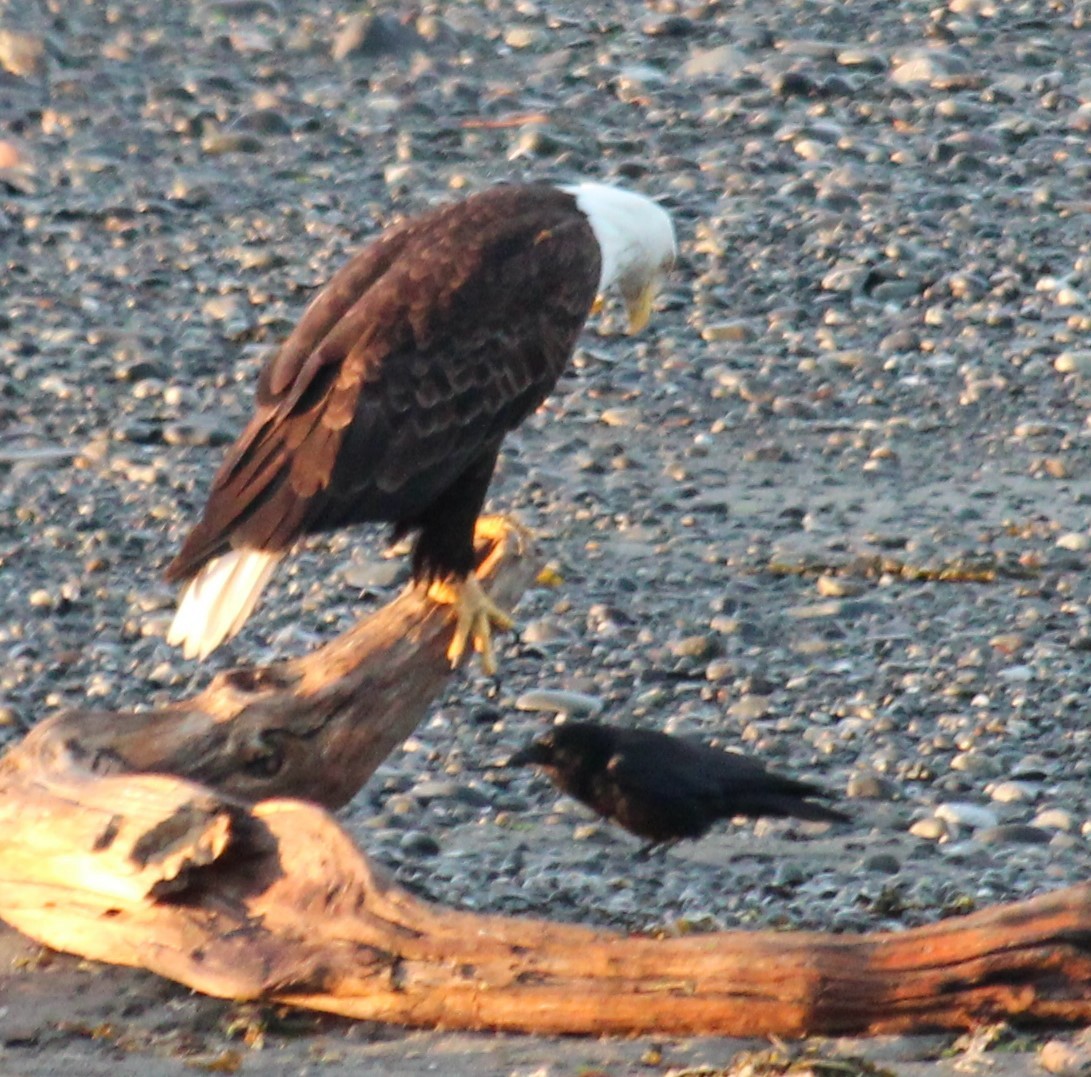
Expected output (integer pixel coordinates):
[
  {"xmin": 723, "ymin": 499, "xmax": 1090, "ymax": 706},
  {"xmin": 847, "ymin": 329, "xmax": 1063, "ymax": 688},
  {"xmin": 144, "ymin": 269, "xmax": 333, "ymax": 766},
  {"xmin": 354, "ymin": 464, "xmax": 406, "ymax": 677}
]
[
  {"xmin": 162, "ymin": 418, "xmax": 234, "ymax": 447},
  {"xmin": 726, "ymin": 695, "xmax": 771, "ymax": 721},
  {"xmin": 1013, "ymin": 419, "xmax": 1059, "ymax": 439},
  {"xmin": 934, "ymin": 802, "xmax": 999, "ymax": 830},
  {"xmin": 201, "ymin": 131, "xmax": 267, "ymax": 155},
  {"xmin": 514, "ymin": 690, "xmax": 605, "ymax": 718},
  {"xmin": 0, "ymin": 444, "xmax": 77, "ymax": 468},
  {"xmin": 331, "ymin": 12, "xmax": 422, "ymax": 60},
  {"xmin": 815, "ymin": 575, "xmax": 863, "ymax": 598},
  {"xmin": 862, "ymin": 853, "xmax": 900, "ymax": 874},
  {"xmin": 787, "ymin": 600, "xmax": 846, "ymax": 621},
  {"xmin": 987, "ymin": 780, "xmax": 1040, "ymax": 804},
  {"xmin": 679, "ymin": 44, "xmax": 747, "ymax": 80},
  {"xmin": 411, "ymin": 780, "xmax": 491, "ymax": 808},
  {"xmin": 700, "ymin": 321, "xmax": 753, "ymax": 343},
  {"xmin": 977, "ymin": 825, "xmax": 1053, "ymax": 846},
  {"xmin": 948, "ymin": 751, "xmax": 999, "ymax": 778},
  {"xmin": 342, "ymin": 559, "xmax": 404, "ymax": 589},
  {"xmin": 1039, "ymin": 1039, "xmax": 1091, "ymax": 1077},
  {"xmin": 1054, "ymin": 350, "xmax": 1091, "ymax": 376},
  {"xmin": 229, "ymin": 109, "xmax": 293, "ymax": 137},
  {"xmin": 0, "ymin": 28, "xmax": 45, "ymax": 77},
  {"xmin": 908, "ymin": 817, "xmax": 948, "ymax": 841},
  {"xmin": 667, "ymin": 635, "xmax": 721, "ymax": 661},
  {"xmin": 1056, "ymin": 532, "xmax": 1089, "ymax": 552},
  {"xmin": 519, "ymin": 618, "xmax": 569, "ymax": 645},
  {"xmin": 502, "ymin": 27, "xmax": 544, "ymax": 50},
  {"xmin": 890, "ymin": 49, "xmax": 970, "ymax": 88},
  {"xmin": 399, "ymin": 831, "xmax": 441, "ymax": 857},
  {"xmin": 1033, "ymin": 809, "xmax": 1075, "ymax": 832},
  {"xmin": 846, "ymin": 774, "xmax": 893, "ymax": 799}
]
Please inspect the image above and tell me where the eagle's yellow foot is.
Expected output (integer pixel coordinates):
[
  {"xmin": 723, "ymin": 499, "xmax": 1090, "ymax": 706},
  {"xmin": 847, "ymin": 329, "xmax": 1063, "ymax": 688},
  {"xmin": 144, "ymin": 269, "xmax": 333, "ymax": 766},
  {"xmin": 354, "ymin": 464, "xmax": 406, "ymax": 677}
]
[{"xmin": 427, "ymin": 575, "xmax": 515, "ymax": 676}]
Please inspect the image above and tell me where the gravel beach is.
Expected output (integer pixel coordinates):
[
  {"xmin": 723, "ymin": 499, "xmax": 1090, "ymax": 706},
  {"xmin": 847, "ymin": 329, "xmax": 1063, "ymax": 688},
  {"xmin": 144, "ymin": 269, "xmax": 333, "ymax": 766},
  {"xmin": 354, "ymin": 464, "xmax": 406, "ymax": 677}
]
[{"xmin": 2, "ymin": 0, "xmax": 1091, "ymax": 1070}]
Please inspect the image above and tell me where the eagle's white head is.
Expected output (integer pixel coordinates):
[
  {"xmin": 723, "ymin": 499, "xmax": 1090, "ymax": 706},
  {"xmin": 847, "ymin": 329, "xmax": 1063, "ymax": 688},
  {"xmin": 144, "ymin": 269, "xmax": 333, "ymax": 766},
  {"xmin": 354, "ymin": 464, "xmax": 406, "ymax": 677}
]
[{"xmin": 563, "ymin": 181, "xmax": 677, "ymax": 333}]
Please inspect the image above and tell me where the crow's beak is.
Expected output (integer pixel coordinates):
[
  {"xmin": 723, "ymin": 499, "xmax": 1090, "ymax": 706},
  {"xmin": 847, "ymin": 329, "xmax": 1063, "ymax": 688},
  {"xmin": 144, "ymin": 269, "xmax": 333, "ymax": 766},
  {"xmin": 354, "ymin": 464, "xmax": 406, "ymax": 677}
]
[{"xmin": 507, "ymin": 742, "xmax": 549, "ymax": 767}]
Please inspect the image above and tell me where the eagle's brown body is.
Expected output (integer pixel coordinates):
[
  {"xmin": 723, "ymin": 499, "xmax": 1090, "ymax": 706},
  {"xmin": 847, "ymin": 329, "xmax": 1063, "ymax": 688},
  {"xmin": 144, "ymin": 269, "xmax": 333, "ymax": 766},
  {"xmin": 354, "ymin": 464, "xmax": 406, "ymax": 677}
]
[
  {"xmin": 167, "ymin": 185, "xmax": 599, "ymax": 589},
  {"xmin": 166, "ymin": 180, "xmax": 674, "ymax": 668}
]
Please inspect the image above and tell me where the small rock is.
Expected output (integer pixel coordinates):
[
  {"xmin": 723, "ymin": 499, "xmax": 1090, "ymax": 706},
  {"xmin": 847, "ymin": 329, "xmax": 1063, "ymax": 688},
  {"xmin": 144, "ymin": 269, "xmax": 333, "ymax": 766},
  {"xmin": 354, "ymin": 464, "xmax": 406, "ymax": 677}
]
[
  {"xmin": 987, "ymin": 780, "xmax": 1039, "ymax": 804},
  {"xmin": 599, "ymin": 407, "xmax": 638, "ymax": 428},
  {"xmin": 727, "ymin": 695, "xmax": 771, "ymax": 721},
  {"xmin": 977, "ymin": 824, "xmax": 1053, "ymax": 845},
  {"xmin": 704, "ymin": 658, "xmax": 735, "ymax": 682},
  {"xmin": 342, "ymin": 558, "xmax": 404, "ymax": 589},
  {"xmin": 997, "ymin": 664, "xmax": 1034, "ymax": 683},
  {"xmin": 771, "ymin": 70, "xmax": 817, "ymax": 97},
  {"xmin": 641, "ymin": 14, "xmax": 695, "ymax": 37},
  {"xmin": 411, "ymin": 780, "xmax": 491, "ymax": 808},
  {"xmin": 787, "ymin": 599, "xmax": 845, "ymax": 620},
  {"xmin": 162, "ymin": 418, "xmax": 234, "ymax": 447},
  {"xmin": 502, "ymin": 26, "xmax": 544, "ymax": 50},
  {"xmin": 507, "ymin": 123, "xmax": 574, "ymax": 160},
  {"xmin": 774, "ymin": 862, "xmax": 806, "ymax": 887},
  {"xmin": 890, "ymin": 48, "xmax": 971, "ymax": 88},
  {"xmin": 700, "ymin": 321, "xmax": 753, "ymax": 343},
  {"xmin": 399, "ymin": 831, "xmax": 441, "ymax": 857},
  {"xmin": 847, "ymin": 774, "xmax": 892, "ymax": 799},
  {"xmin": 836, "ymin": 47, "xmax": 886, "ymax": 71},
  {"xmin": 0, "ymin": 444, "xmax": 76, "ymax": 468},
  {"xmin": 228, "ymin": 108, "xmax": 293, "ymax": 136},
  {"xmin": 935, "ymin": 802, "xmax": 999, "ymax": 830},
  {"xmin": 332, "ymin": 12, "xmax": 423, "ymax": 60},
  {"xmin": 909, "ymin": 817, "xmax": 948, "ymax": 841},
  {"xmin": 1057, "ymin": 532, "xmax": 1089, "ymax": 552},
  {"xmin": 679, "ymin": 44, "xmax": 747, "ymax": 80},
  {"xmin": 1013, "ymin": 419, "xmax": 1058, "ymax": 438},
  {"xmin": 1039, "ymin": 1038, "xmax": 1091, "ymax": 1077},
  {"xmin": 863, "ymin": 853, "xmax": 901, "ymax": 874},
  {"xmin": 668, "ymin": 634, "xmax": 721, "ymax": 660},
  {"xmin": 201, "ymin": 131, "xmax": 267, "ymax": 155},
  {"xmin": 515, "ymin": 689, "xmax": 605, "ymax": 717},
  {"xmin": 0, "ymin": 28, "xmax": 45, "ymax": 77},
  {"xmin": 0, "ymin": 138, "xmax": 28, "ymax": 170},
  {"xmin": 1034, "ymin": 808, "xmax": 1075, "ymax": 832},
  {"xmin": 815, "ymin": 575, "xmax": 863, "ymax": 598},
  {"xmin": 114, "ymin": 420, "xmax": 163, "ymax": 445},
  {"xmin": 1055, "ymin": 350, "xmax": 1091, "ymax": 376},
  {"xmin": 519, "ymin": 618, "xmax": 568, "ymax": 646},
  {"xmin": 1011, "ymin": 755, "xmax": 1050, "ymax": 780},
  {"xmin": 949, "ymin": 751, "xmax": 999, "ymax": 778}
]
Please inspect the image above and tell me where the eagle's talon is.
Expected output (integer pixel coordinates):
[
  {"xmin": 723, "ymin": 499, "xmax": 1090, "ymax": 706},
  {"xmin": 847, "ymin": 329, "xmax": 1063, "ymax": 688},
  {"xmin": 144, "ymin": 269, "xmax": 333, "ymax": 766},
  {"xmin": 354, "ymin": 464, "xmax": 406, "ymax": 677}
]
[{"xmin": 429, "ymin": 575, "xmax": 514, "ymax": 676}]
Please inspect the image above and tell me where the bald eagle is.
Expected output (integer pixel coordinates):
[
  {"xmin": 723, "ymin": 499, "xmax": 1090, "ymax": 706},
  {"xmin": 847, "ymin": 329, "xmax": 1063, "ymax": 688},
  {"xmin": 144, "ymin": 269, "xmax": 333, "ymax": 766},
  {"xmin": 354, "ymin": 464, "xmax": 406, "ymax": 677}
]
[{"xmin": 166, "ymin": 182, "xmax": 676, "ymax": 672}]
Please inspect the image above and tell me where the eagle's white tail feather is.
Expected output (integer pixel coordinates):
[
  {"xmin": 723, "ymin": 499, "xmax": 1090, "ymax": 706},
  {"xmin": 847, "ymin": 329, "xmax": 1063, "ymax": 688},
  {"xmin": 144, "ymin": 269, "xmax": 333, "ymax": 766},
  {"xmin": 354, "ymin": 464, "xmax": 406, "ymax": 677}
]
[{"xmin": 167, "ymin": 548, "xmax": 282, "ymax": 660}]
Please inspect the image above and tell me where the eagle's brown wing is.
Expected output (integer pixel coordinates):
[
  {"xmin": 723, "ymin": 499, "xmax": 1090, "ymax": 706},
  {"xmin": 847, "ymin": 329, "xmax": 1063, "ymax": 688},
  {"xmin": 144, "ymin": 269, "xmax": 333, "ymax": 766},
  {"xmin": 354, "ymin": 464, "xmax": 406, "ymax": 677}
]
[{"xmin": 167, "ymin": 185, "xmax": 600, "ymax": 583}]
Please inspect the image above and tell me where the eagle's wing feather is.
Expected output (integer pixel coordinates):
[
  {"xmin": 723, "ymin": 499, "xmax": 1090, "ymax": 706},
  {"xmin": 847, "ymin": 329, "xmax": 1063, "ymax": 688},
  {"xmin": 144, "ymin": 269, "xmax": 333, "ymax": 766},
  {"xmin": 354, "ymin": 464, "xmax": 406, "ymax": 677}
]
[{"xmin": 167, "ymin": 188, "xmax": 599, "ymax": 583}]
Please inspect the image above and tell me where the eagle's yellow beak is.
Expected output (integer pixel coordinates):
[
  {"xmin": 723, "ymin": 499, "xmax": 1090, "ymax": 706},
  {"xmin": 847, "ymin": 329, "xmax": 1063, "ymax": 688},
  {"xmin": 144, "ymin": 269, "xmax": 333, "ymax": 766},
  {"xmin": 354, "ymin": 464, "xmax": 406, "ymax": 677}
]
[{"xmin": 624, "ymin": 282, "xmax": 655, "ymax": 334}]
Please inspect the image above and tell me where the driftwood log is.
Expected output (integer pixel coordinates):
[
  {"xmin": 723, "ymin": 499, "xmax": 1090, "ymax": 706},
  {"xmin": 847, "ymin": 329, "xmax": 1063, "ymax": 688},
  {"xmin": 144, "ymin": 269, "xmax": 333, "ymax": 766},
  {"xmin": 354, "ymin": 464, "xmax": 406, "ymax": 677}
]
[{"xmin": 2, "ymin": 516, "xmax": 1091, "ymax": 1036}]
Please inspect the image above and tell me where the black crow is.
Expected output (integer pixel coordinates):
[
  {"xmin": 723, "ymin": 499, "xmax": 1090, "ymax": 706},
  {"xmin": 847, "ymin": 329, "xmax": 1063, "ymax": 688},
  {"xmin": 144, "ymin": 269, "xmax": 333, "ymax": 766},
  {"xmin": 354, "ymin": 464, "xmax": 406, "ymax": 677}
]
[{"xmin": 508, "ymin": 721, "xmax": 848, "ymax": 853}]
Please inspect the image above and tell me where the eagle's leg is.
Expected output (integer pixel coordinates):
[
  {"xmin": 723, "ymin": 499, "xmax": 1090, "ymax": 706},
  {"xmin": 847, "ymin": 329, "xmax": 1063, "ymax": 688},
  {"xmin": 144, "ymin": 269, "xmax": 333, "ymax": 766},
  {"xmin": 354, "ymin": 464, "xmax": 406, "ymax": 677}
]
[
  {"xmin": 411, "ymin": 447, "xmax": 515, "ymax": 675},
  {"xmin": 427, "ymin": 573, "xmax": 514, "ymax": 675}
]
